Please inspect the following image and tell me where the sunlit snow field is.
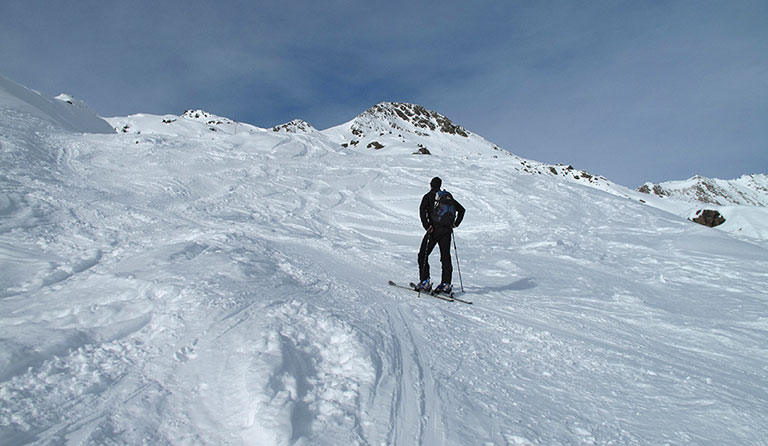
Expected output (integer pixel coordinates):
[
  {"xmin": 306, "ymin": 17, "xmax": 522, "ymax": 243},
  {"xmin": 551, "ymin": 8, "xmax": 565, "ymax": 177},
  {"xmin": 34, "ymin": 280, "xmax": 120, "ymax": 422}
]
[{"xmin": 2, "ymin": 78, "xmax": 767, "ymax": 445}]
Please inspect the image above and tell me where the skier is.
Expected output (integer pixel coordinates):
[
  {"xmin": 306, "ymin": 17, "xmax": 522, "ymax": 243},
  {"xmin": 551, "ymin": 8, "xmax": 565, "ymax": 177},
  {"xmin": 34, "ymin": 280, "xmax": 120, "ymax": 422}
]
[{"xmin": 416, "ymin": 177, "xmax": 465, "ymax": 294}]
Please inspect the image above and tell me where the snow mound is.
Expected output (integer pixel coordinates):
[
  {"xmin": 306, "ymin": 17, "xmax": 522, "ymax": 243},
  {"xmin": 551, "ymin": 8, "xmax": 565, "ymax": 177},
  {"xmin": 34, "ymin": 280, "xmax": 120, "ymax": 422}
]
[
  {"xmin": 105, "ymin": 110, "xmax": 264, "ymax": 137},
  {"xmin": 717, "ymin": 205, "xmax": 768, "ymax": 239},
  {"xmin": 0, "ymin": 73, "xmax": 113, "ymax": 134}
]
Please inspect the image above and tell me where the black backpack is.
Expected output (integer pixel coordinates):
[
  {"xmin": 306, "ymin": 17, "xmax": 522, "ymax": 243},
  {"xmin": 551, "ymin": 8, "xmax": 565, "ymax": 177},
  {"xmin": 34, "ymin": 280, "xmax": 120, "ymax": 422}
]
[{"xmin": 433, "ymin": 190, "xmax": 456, "ymax": 227}]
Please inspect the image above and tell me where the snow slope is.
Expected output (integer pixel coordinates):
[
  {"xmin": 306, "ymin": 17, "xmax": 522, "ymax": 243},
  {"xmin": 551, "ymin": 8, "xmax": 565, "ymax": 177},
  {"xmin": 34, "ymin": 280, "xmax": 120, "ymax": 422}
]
[
  {"xmin": 323, "ymin": 102, "xmax": 768, "ymax": 243},
  {"xmin": 2, "ymin": 86, "xmax": 768, "ymax": 445},
  {"xmin": 0, "ymin": 74, "xmax": 113, "ymax": 135},
  {"xmin": 629, "ymin": 175, "xmax": 768, "ymax": 243}
]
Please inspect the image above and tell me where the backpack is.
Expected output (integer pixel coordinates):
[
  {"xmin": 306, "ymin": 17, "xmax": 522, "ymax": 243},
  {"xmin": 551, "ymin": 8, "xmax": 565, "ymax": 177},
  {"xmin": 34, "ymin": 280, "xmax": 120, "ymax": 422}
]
[{"xmin": 433, "ymin": 190, "xmax": 456, "ymax": 227}]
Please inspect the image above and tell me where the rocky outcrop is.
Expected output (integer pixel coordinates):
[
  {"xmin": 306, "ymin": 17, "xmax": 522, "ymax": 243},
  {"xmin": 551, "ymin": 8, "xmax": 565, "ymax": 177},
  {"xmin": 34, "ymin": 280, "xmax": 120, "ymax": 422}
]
[
  {"xmin": 691, "ymin": 209, "xmax": 726, "ymax": 227},
  {"xmin": 272, "ymin": 119, "xmax": 317, "ymax": 134},
  {"xmin": 181, "ymin": 110, "xmax": 235, "ymax": 126},
  {"xmin": 413, "ymin": 144, "xmax": 430, "ymax": 155},
  {"xmin": 349, "ymin": 102, "xmax": 470, "ymax": 140},
  {"xmin": 637, "ymin": 183, "xmax": 668, "ymax": 196}
]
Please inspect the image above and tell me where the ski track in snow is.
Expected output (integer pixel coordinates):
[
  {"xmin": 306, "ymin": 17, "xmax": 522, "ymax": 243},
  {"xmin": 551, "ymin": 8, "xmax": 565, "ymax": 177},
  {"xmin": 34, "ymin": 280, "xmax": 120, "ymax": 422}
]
[{"xmin": 1, "ymin": 114, "xmax": 768, "ymax": 445}]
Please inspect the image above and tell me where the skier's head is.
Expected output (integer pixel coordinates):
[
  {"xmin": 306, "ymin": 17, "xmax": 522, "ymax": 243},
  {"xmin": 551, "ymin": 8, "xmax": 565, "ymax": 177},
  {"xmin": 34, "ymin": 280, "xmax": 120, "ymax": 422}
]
[{"xmin": 430, "ymin": 177, "xmax": 442, "ymax": 191}]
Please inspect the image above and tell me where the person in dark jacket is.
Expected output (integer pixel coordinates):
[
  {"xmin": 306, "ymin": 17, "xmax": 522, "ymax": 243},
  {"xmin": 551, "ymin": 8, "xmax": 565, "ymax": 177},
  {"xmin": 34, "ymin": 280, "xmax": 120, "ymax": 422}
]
[{"xmin": 416, "ymin": 177, "xmax": 465, "ymax": 293}]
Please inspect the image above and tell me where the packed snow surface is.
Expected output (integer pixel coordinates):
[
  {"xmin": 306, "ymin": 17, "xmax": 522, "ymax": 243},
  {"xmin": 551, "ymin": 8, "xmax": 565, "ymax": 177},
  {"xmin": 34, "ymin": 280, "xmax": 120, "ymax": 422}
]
[{"xmin": 2, "ymin": 85, "xmax": 768, "ymax": 445}]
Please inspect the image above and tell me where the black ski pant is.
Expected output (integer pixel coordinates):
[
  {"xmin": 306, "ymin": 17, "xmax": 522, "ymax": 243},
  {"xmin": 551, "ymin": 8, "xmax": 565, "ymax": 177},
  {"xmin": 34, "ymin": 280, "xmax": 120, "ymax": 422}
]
[{"xmin": 418, "ymin": 227, "xmax": 453, "ymax": 284}]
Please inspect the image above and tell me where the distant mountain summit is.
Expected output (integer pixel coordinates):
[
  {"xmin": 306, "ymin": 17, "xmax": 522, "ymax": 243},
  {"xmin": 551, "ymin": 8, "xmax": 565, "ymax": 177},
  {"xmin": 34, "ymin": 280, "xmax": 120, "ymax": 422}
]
[
  {"xmin": 180, "ymin": 109, "xmax": 235, "ymax": 125},
  {"xmin": 322, "ymin": 102, "xmax": 486, "ymax": 155},
  {"xmin": 349, "ymin": 102, "xmax": 470, "ymax": 139},
  {"xmin": 272, "ymin": 119, "xmax": 318, "ymax": 134},
  {"xmin": 638, "ymin": 174, "xmax": 768, "ymax": 207}
]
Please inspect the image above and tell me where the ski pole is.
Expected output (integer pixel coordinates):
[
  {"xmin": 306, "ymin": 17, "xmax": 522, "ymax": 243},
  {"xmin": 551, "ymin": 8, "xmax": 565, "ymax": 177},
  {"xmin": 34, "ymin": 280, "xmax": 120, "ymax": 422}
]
[{"xmin": 452, "ymin": 229, "xmax": 464, "ymax": 292}]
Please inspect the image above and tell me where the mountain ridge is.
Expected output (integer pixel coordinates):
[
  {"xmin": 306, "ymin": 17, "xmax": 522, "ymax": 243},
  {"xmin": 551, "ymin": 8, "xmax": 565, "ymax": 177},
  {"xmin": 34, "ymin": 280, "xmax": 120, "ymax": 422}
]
[
  {"xmin": 2, "ymin": 72, "xmax": 765, "ymax": 237},
  {"xmin": 638, "ymin": 174, "xmax": 768, "ymax": 207}
]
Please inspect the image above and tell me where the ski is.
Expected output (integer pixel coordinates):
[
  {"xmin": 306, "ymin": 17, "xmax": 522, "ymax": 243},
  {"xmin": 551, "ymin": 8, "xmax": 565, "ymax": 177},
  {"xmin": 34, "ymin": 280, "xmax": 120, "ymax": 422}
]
[
  {"xmin": 423, "ymin": 283, "xmax": 473, "ymax": 304},
  {"xmin": 388, "ymin": 280, "xmax": 454, "ymax": 302},
  {"xmin": 430, "ymin": 287, "xmax": 473, "ymax": 305},
  {"xmin": 388, "ymin": 281, "xmax": 472, "ymax": 304},
  {"xmin": 443, "ymin": 293, "xmax": 473, "ymax": 305}
]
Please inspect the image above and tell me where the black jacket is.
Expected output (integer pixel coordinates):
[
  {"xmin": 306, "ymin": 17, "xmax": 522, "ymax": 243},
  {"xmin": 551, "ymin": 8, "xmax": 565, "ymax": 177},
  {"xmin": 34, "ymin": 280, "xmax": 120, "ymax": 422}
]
[{"xmin": 420, "ymin": 188, "xmax": 465, "ymax": 230}]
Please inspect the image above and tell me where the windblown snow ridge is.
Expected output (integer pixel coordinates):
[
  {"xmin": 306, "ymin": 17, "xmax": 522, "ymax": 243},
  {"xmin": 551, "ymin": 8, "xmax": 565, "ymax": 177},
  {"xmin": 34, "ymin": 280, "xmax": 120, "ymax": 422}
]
[{"xmin": 0, "ymin": 73, "xmax": 113, "ymax": 134}]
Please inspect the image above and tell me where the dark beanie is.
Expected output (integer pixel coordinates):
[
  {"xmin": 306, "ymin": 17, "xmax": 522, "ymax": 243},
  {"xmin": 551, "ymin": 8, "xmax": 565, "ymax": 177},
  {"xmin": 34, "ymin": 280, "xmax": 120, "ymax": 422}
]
[{"xmin": 430, "ymin": 177, "xmax": 442, "ymax": 190}]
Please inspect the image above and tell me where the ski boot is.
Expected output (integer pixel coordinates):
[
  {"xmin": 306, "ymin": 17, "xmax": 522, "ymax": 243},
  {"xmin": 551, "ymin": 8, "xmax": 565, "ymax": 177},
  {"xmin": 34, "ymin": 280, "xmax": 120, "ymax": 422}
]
[
  {"xmin": 414, "ymin": 279, "xmax": 432, "ymax": 292},
  {"xmin": 434, "ymin": 283, "xmax": 452, "ymax": 295}
]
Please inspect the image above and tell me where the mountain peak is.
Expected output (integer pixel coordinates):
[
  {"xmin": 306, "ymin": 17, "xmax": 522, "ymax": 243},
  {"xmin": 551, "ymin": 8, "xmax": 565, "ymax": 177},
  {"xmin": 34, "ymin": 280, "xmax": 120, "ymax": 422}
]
[
  {"xmin": 272, "ymin": 119, "xmax": 317, "ymax": 134},
  {"xmin": 180, "ymin": 109, "xmax": 233, "ymax": 125},
  {"xmin": 350, "ymin": 102, "xmax": 469, "ymax": 139}
]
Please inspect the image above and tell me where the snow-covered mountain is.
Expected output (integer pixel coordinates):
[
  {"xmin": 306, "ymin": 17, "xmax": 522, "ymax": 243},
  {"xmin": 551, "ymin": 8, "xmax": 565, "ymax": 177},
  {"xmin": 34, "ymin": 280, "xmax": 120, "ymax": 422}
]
[
  {"xmin": 2, "ymin": 76, "xmax": 768, "ymax": 445},
  {"xmin": 638, "ymin": 174, "xmax": 768, "ymax": 207},
  {"xmin": 631, "ymin": 175, "xmax": 768, "ymax": 240},
  {"xmin": 322, "ymin": 101, "xmax": 482, "ymax": 155},
  {"xmin": 106, "ymin": 109, "xmax": 264, "ymax": 138},
  {"xmin": 272, "ymin": 119, "xmax": 319, "ymax": 134}
]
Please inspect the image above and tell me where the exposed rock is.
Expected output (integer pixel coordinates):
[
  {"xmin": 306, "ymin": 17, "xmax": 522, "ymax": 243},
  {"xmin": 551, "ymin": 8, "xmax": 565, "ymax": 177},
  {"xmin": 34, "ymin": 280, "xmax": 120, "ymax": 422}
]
[
  {"xmin": 182, "ymin": 110, "xmax": 213, "ymax": 120},
  {"xmin": 691, "ymin": 209, "xmax": 726, "ymax": 227},
  {"xmin": 181, "ymin": 110, "xmax": 234, "ymax": 127},
  {"xmin": 638, "ymin": 183, "xmax": 670, "ymax": 197},
  {"xmin": 272, "ymin": 119, "xmax": 316, "ymax": 133},
  {"xmin": 367, "ymin": 141, "xmax": 384, "ymax": 150},
  {"xmin": 349, "ymin": 102, "xmax": 470, "ymax": 140}
]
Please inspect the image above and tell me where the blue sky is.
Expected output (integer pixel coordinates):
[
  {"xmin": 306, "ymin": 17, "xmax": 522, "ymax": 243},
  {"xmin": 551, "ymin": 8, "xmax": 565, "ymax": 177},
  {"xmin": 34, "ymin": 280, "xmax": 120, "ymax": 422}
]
[{"xmin": 2, "ymin": 0, "xmax": 766, "ymax": 186}]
